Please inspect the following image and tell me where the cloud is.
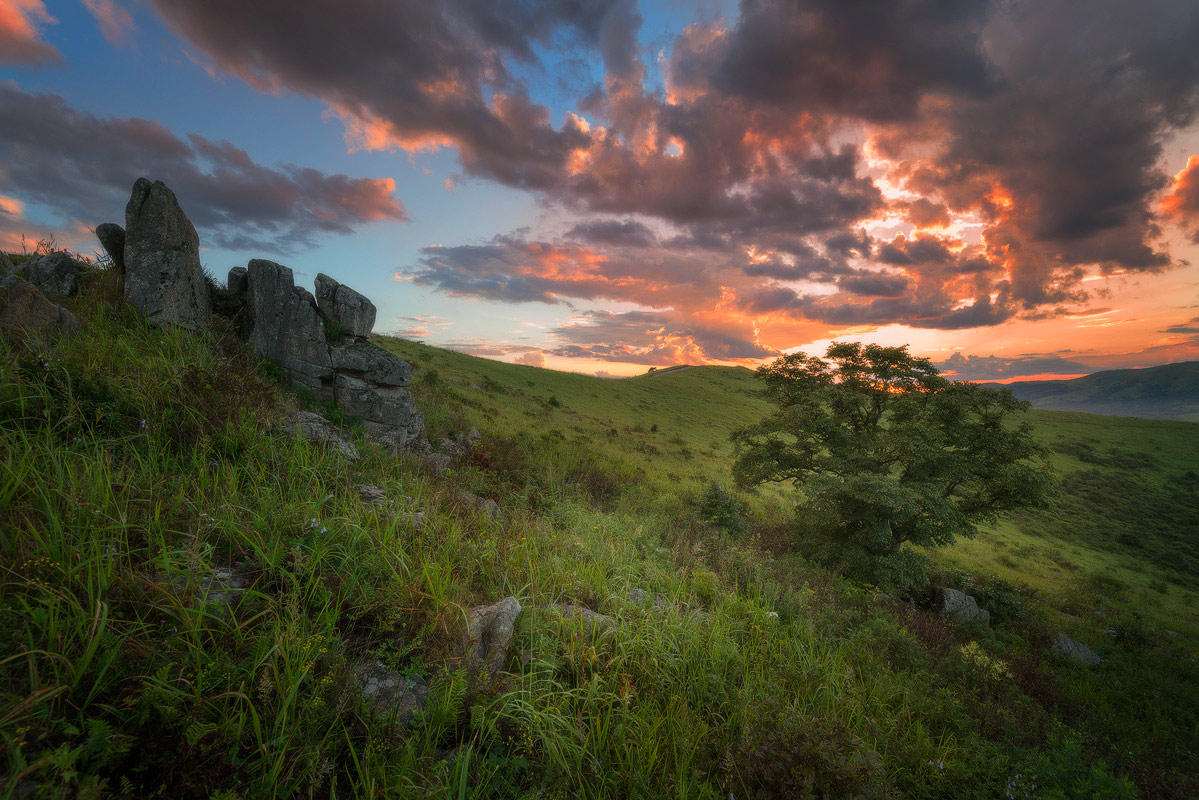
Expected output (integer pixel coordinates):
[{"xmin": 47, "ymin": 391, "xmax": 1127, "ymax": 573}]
[
  {"xmin": 144, "ymin": 0, "xmax": 1199, "ymax": 360},
  {"xmin": 83, "ymin": 0, "xmax": 136, "ymax": 46},
  {"xmin": 936, "ymin": 352, "xmax": 1095, "ymax": 382},
  {"xmin": 0, "ymin": 82, "xmax": 406, "ymax": 254},
  {"xmin": 0, "ymin": 0, "xmax": 61, "ymax": 65},
  {"xmin": 513, "ymin": 351, "xmax": 546, "ymax": 367},
  {"xmin": 1163, "ymin": 316, "xmax": 1199, "ymax": 335},
  {"xmin": 1162, "ymin": 155, "xmax": 1199, "ymax": 241}
]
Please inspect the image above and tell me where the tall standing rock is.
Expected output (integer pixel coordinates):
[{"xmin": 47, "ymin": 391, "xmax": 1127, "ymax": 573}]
[
  {"xmin": 246, "ymin": 259, "xmax": 333, "ymax": 394},
  {"xmin": 123, "ymin": 178, "xmax": 211, "ymax": 331},
  {"xmin": 95, "ymin": 223, "xmax": 126, "ymax": 273}
]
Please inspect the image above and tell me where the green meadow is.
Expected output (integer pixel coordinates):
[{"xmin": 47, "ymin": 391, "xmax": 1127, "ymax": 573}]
[{"xmin": 1, "ymin": 271, "xmax": 1196, "ymax": 798}]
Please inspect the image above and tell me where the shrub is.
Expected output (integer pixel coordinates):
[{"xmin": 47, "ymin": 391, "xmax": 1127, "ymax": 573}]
[{"xmin": 698, "ymin": 482, "xmax": 745, "ymax": 536}]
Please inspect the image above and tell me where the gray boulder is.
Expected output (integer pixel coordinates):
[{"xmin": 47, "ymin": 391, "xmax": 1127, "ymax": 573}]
[
  {"xmin": 24, "ymin": 251, "xmax": 82, "ymax": 296},
  {"xmin": 123, "ymin": 178, "xmax": 211, "ymax": 331},
  {"xmin": 330, "ymin": 339, "xmax": 412, "ymax": 386},
  {"xmin": 315, "ymin": 273, "xmax": 376, "ymax": 337},
  {"xmin": 1052, "ymin": 633, "xmax": 1102, "ymax": 666},
  {"xmin": 247, "ymin": 260, "xmax": 333, "ymax": 393},
  {"xmin": 0, "ymin": 274, "xmax": 80, "ymax": 340},
  {"xmin": 279, "ymin": 411, "xmax": 359, "ymax": 460},
  {"xmin": 227, "ymin": 266, "xmax": 248, "ymax": 298},
  {"xmin": 940, "ymin": 588, "xmax": 990, "ymax": 626},
  {"xmin": 95, "ymin": 223, "xmax": 125, "ymax": 272},
  {"xmin": 465, "ymin": 596, "xmax": 522, "ymax": 675}
]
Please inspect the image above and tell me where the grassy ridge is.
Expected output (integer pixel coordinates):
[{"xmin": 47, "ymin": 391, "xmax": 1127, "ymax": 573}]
[{"xmin": 0, "ymin": 276, "xmax": 1196, "ymax": 798}]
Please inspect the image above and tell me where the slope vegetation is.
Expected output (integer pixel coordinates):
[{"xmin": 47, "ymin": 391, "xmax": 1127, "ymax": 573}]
[
  {"xmin": 992, "ymin": 361, "xmax": 1199, "ymax": 420},
  {"xmin": 1, "ymin": 276, "xmax": 1197, "ymax": 799}
]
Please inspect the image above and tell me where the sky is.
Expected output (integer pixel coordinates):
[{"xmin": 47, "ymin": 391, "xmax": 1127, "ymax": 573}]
[{"xmin": 2, "ymin": 0, "xmax": 1199, "ymax": 381}]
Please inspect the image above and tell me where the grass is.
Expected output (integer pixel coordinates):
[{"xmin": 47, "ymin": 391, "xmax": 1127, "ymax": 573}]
[{"xmin": 0, "ymin": 265, "xmax": 1195, "ymax": 797}]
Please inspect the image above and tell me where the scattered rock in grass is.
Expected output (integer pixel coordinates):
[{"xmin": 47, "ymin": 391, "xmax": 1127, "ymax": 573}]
[
  {"xmin": 353, "ymin": 483, "xmax": 390, "ymax": 506},
  {"xmin": 939, "ymin": 587, "xmax": 990, "ymax": 626},
  {"xmin": 438, "ymin": 427, "xmax": 481, "ymax": 459},
  {"xmin": 163, "ymin": 566, "xmax": 248, "ymax": 607},
  {"xmin": 1052, "ymin": 633, "xmax": 1102, "ymax": 666},
  {"xmin": 0, "ymin": 250, "xmax": 13, "ymax": 273},
  {"xmin": 460, "ymin": 491, "xmax": 502, "ymax": 521},
  {"xmin": 465, "ymin": 596, "xmax": 522, "ymax": 675},
  {"xmin": 552, "ymin": 603, "xmax": 615, "ymax": 629},
  {"xmin": 24, "ymin": 251, "xmax": 83, "ymax": 297},
  {"xmin": 123, "ymin": 177, "xmax": 211, "ymax": 331},
  {"xmin": 0, "ymin": 274, "xmax": 80, "ymax": 341},
  {"xmin": 627, "ymin": 588, "xmax": 669, "ymax": 611},
  {"xmin": 354, "ymin": 661, "xmax": 428, "ymax": 723},
  {"xmin": 279, "ymin": 411, "xmax": 360, "ymax": 461},
  {"xmin": 423, "ymin": 452, "xmax": 453, "ymax": 474}
]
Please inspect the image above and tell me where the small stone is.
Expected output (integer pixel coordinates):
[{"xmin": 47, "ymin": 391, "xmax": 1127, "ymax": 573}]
[
  {"xmin": 553, "ymin": 603, "xmax": 615, "ymax": 628},
  {"xmin": 460, "ymin": 491, "xmax": 502, "ymax": 521},
  {"xmin": 352, "ymin": 483, "xmax": 390, "ymax": 505},
  {"xmin": 279, "ymin": 411, "xmax": 359, "ymax": 460},
  {"xmin": 355, "ymin": 661, "xmax": 428, "ymax": 723},
  {"xmin": 464, "ymin": 596, "xmax": 522, "ymax": 675}
]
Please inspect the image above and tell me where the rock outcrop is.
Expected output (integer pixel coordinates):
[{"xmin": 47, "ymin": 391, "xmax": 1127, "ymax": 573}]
[
  {"xmin": 238, "ymin": 260, "xmax": 423, "ymax": 452},
  {"xmin": 24, "ymin": 251, "xmax": 82, "ymax": 297},
  {"xmin": 123, "ymin": 178, "xmax": 211, "ymax": 331},
  {"xmin": 355, "ymin": 661, "xmax": 429, "ymax": 724},
  {"xmin": 246, "ymin": 259, "xmax": 333, "ymax": 393},
  {"xmin": 0, "ymin": 274, "xmax": 80, "ymax": 341}
]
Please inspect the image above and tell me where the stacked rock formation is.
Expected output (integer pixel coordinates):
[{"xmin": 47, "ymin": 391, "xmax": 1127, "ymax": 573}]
[
  {"xmin": 92, "ymin": 177, "xmax": 424, "ymax": 453},
  {"xmin": 229, "ymin": 259, "xmax": 424, "ymax": 452}
]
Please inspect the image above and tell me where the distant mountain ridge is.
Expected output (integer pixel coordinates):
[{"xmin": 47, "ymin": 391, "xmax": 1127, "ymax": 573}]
[{"xmin": 982, "ymin": 361, "xmax": 1199, "ymax": 420}]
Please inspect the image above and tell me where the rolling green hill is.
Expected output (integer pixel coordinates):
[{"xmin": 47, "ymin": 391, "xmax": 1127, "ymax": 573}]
[
  {"xmin": 3, "ymin": 274, "xmax": 1198, "ymax": 799},
  {"xmin": 987, "ymin": 361, "xmax": 1199, "ymax": 420}
]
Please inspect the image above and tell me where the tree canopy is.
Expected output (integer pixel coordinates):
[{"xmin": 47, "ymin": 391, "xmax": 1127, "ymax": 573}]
[{"xmin": 732, "ymin": 342, "xmax": 1053, "ymax": 589}]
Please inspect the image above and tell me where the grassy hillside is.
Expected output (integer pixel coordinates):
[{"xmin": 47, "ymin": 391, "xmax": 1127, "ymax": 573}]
[
  {"xmin": 2, "ymin": 272, "xmax": 1197, "ymax": 799},
  {"xmin": 990, "ymin": 362, "xmax": 1199, "ymax": 420}
]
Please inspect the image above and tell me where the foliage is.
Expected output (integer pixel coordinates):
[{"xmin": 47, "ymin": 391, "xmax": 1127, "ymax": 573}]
[
  {"xmin": 732, "ymin": 343, "xmax": 1054, "ymax": 590},
  {"xmin": 0, "ymin": 282, "xmax": 1194, "ymax": 798},
  {"xmin": 697, "ymin": 481, "xmax": 745, "ymax": 536}
]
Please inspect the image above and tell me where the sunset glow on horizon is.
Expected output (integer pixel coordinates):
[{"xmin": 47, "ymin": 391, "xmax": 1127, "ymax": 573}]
[{"xmin": 3, "ymin": 0, "xmax": 1198, "ymax": 382}]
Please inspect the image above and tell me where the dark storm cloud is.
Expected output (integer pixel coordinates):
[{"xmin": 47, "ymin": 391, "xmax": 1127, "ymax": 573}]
[
  {"xmin": 0, "ymin": 83, "xmax": 406, "ymax": 253},
  {"xmin": 566, "ymin": 218, "xmax": 658, "ymax": 247},
  {"xmin": 714, "ymin": 0, "xmax": 996, "ymax": 122}
]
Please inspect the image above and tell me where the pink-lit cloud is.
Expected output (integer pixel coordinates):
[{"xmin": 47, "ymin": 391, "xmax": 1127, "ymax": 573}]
[{"xmin": 0, "ymin": 0, "xmax": 61, "ymax": 65}]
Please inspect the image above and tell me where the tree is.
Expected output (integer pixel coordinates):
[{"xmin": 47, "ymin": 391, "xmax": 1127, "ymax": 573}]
[{"xmin": 732, "ymin": 343, "xmax": 1053, "ymax": 590}]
